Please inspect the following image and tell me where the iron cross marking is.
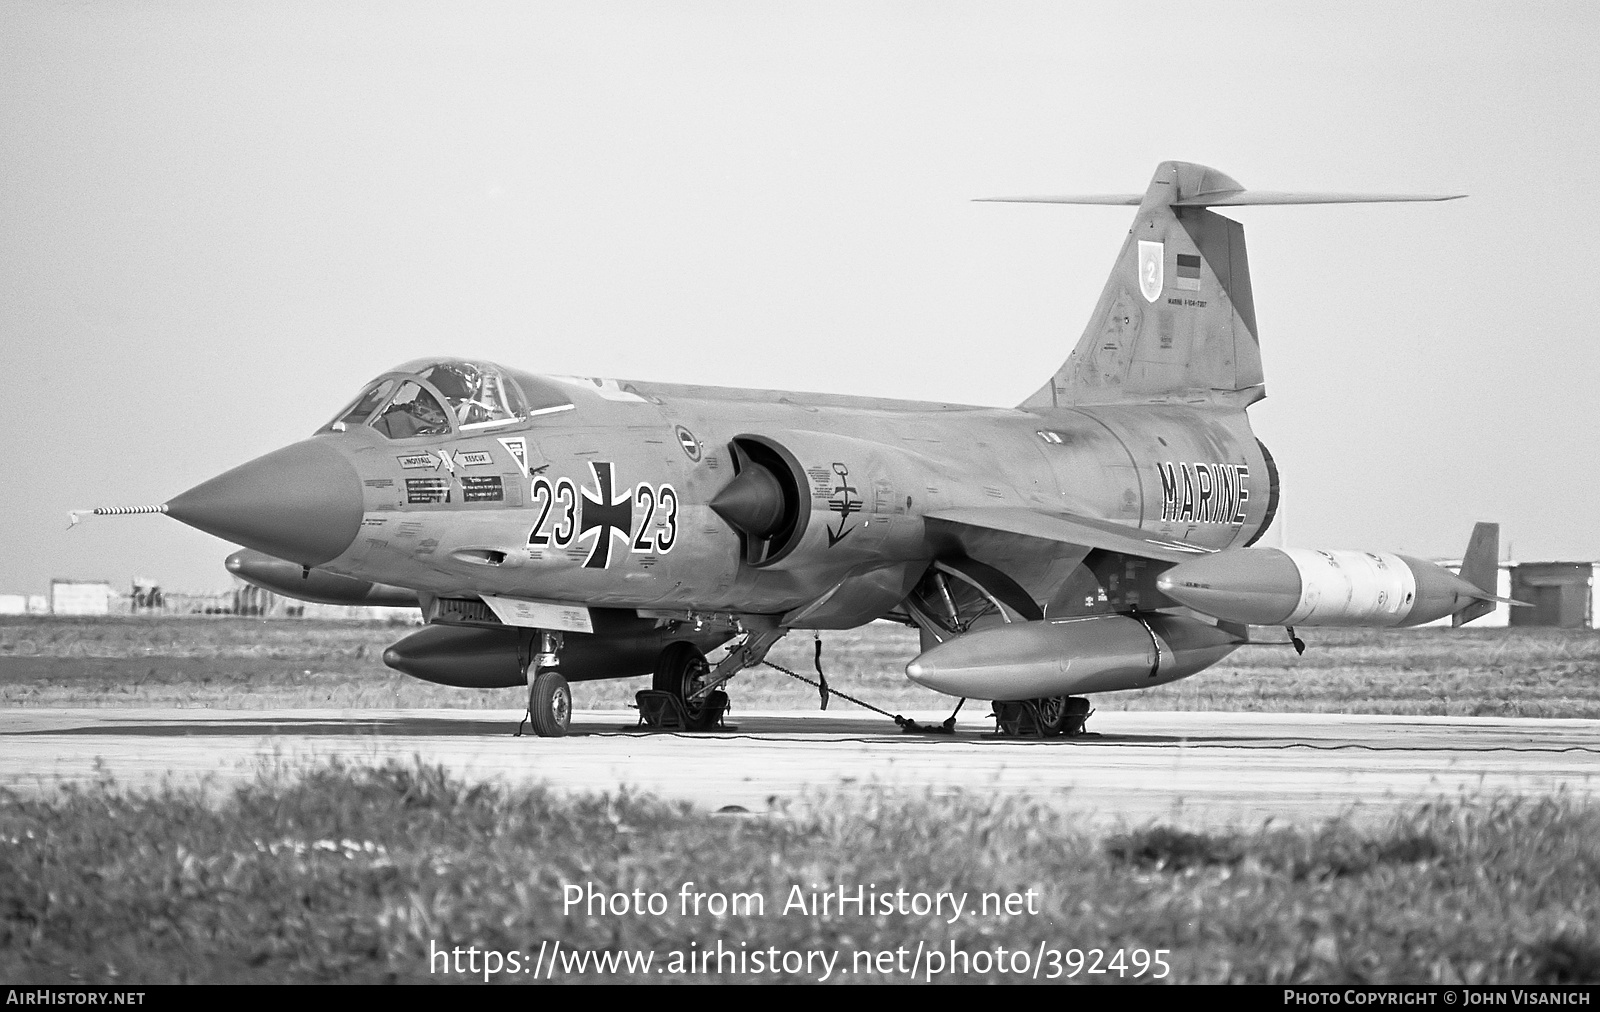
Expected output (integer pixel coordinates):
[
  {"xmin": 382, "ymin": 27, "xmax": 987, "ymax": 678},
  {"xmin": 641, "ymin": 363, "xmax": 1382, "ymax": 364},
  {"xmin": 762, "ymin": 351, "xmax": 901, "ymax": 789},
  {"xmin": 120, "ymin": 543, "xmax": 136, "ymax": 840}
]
[{"xmin": 579, "ymin": 461, "xmax": 633, "ymax": 569}]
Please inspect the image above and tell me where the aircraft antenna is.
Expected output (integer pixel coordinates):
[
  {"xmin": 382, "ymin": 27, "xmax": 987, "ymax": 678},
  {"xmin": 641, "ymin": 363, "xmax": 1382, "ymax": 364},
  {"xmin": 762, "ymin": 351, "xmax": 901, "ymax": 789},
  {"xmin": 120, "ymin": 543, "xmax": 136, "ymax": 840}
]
[{"xmin": 67, "ymin": 504, "xmax": 169, "ymax": 529}]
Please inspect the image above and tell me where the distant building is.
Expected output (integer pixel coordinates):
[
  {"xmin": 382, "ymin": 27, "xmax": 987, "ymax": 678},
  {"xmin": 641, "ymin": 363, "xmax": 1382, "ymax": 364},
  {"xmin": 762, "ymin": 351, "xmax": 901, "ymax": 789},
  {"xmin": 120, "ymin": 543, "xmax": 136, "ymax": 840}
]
[
  {"xmin": 49, "ymin": 580, "xmax": 113, "ymax": 616},
  {"xmin": 0, "ymin": 595, "xmax": 25, "ymax": 616},
  {"xmin": 1510, "ymin": 562, "xmax": 1598, "ymax": 630}
]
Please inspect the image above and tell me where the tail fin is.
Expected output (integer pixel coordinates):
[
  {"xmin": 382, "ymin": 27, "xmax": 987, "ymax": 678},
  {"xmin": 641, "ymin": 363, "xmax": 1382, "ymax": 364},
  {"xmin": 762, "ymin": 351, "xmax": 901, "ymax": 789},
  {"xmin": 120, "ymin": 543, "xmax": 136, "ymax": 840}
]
[
  {"xmin": 1452, "ymin": 522, "xmax": 1500, "ymax": 627},
  {"xmin": 1015, "ymin": 162, "xmax": 1262, "ymax": 408},
  {"xmin": 989, "ymin": 161, "xmax": 1464, "ymax": 410}
]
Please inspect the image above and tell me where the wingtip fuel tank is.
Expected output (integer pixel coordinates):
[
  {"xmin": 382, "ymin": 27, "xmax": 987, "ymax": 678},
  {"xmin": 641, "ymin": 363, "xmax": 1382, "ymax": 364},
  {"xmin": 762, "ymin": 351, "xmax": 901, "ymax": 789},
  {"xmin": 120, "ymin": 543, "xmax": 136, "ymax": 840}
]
[
  {"xmin": 225, "ymin": 549, "xmax": 420, "ymax": 609},
  {"xmin": 1155, "ymin": 540, "xmax": 1499, "ymax": 628}
]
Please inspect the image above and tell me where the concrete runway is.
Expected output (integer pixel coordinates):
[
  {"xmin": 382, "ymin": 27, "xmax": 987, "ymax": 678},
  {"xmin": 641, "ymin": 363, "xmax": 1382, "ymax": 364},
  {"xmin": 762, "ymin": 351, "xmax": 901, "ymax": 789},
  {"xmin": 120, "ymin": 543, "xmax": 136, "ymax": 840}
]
[{"xmin": 1, "ymin": 707, "xmax": 1596, "ymax": 826}]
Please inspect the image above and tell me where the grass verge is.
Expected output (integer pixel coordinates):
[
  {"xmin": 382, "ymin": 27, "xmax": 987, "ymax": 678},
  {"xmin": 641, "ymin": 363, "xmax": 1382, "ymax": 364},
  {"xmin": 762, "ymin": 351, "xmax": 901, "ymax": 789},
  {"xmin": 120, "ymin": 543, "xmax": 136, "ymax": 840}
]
[{"xmin": 1, "ymin": 763, "xmax": 1597, "ymax": 984}]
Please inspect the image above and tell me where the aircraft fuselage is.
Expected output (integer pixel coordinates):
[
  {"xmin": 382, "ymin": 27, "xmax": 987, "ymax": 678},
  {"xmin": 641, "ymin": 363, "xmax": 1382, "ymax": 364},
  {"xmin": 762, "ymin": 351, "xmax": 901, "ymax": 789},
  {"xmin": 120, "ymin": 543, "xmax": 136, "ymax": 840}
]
[{"xmin": 308, "ymin": 375, "xmax": 1274, "ymax": 628}]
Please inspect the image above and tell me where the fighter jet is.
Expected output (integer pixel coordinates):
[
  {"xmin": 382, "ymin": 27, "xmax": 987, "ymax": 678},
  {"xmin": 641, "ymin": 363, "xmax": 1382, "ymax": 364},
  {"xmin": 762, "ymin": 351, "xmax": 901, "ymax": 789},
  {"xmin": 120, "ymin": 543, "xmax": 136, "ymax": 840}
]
[{"xmin": 82, "ymin": 160, "xmax": 1503, "ymax": 737}]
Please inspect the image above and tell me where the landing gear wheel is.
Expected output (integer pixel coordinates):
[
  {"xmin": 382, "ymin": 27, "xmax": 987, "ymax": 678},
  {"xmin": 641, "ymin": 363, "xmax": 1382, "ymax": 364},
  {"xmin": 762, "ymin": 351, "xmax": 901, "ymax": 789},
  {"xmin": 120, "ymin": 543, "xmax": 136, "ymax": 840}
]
[
  {"xmin": 1035, "ymin": 696, "xmax": 1070, "ymax": 736},
  {"xmin": 653, "ymin": 642, "xmax": 719, "ymax": 731},
  {"xmin": 991, "ymin": 696, "xmax": 1092, "ymax": 737},
  {"xmin": 1035, "ymin": 695, "xmax": 1091, "ymax": 737},
  {"xmin": 528, "ymin": 668, "xmax": 571, "ymax": 737}
]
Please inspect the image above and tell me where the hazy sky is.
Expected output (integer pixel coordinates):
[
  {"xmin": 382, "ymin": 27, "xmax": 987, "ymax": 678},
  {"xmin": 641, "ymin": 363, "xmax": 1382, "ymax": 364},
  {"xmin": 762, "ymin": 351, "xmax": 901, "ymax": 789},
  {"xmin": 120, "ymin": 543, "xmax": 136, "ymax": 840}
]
[{"xmin": 3, "ymin": 1, "xmax": 1596, "ymax": 593}]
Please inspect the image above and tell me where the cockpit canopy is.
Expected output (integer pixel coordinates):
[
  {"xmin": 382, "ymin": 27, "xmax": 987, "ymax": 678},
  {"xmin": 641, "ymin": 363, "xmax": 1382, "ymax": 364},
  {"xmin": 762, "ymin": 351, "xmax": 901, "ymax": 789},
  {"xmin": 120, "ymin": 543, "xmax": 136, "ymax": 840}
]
[{"xmin": 323, "ymin": 359, "xmax": 571, "ymax": 439}]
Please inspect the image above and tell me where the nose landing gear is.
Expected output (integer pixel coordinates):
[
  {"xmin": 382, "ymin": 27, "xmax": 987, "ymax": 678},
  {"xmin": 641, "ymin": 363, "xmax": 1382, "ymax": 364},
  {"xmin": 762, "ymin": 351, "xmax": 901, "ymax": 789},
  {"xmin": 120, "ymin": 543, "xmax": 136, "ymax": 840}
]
[
  {"xmin": 518, "ymin": 630, "xmax": 571, "ymax": 738},
  {"xmin": 527, "ymin": 668, "xmax": 572, "ymax": 737}
]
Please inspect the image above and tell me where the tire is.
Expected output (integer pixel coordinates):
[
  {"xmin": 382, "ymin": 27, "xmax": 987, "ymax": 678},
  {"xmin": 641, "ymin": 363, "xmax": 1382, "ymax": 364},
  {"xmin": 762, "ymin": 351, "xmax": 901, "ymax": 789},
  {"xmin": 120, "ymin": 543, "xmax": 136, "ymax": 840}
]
[
  {"xmin": 1036, "ymin": 695, "xmax": 1090, "ymax": 737},
  {"xmin": 1035, "ymin": 696, "xmax": 1069, "ymax": 736},
  {"xmin": 528, "ymin": 668, "xmax": 571, "ymax": 737},
  {"xmin": 653, "ymin": 642, "xmax": 718, "ymax": 731}
]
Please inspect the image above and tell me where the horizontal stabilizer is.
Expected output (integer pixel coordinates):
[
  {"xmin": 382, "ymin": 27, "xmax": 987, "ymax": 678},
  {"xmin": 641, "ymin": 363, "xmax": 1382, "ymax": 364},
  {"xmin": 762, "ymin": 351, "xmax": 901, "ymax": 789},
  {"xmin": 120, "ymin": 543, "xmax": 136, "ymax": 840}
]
[
  {"xmin": 1003, "ymin": 161, "xmax": 1468, "ymax": 411},
  {"xmin": 924, "ymin": 506, "xmax": 1211, "ymax": 563},
  {"xmin": 1175, "ymin": 191, "xmax": 1465, "ymax": 206},
  {"xmin": 1469, "ymin": 592, "xmax": 1531, "ymax": 606},
  {"xmin": 977, "ymin": 194, "xmax": 1143, "ymax": 205},
  {"xmin": 979, "ymin": 191, "xmax": 1465, "ymax": 207}
]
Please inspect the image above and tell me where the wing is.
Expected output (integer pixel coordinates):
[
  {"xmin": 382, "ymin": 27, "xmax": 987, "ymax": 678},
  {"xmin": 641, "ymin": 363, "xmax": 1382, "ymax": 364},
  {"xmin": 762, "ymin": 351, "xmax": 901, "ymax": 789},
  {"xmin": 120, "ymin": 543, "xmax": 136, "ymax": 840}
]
[{"xmin": 923, "ymin": 507, "xmax": 1214, "ymax": 563}]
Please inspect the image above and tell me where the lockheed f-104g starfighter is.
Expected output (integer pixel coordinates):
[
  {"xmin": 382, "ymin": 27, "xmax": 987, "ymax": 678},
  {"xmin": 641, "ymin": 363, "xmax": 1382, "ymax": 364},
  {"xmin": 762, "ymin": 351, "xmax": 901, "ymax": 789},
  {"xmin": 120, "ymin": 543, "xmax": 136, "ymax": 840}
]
[{"xmin": 83, "ymin": 161, "xmax": 1504, "ymax": 737}]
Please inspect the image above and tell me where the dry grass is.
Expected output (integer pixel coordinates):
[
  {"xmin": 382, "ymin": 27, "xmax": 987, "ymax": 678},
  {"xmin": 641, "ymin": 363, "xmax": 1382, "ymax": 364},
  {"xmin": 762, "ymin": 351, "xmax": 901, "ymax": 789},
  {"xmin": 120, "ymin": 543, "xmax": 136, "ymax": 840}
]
[
  {"xmin": 1, "ymin": 762, "xmax": 1596, "ymax": 984},
  {"xmin": 2, "ymin": 617, "xmax": 1598, "ymax": 717},
  {"xmin": 1120, "ymin": 626, "xmax": 1600, "ymax": 718}
]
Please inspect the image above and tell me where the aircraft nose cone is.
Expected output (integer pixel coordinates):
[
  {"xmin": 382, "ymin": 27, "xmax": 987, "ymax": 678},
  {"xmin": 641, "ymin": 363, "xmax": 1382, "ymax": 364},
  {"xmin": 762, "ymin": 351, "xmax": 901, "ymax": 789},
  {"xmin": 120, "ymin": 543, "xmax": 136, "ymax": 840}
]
[{"xmin": 167, "ymin": 439, "xmax": 363, "ymax": 567}]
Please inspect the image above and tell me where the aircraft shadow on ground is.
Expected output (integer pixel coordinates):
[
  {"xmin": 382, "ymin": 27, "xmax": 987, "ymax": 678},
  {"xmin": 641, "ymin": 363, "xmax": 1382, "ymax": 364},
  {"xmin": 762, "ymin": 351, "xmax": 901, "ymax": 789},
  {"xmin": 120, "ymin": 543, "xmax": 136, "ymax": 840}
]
[{"xmin": 7, "ymin": 717, "xmax": 517, "ymax": 738}]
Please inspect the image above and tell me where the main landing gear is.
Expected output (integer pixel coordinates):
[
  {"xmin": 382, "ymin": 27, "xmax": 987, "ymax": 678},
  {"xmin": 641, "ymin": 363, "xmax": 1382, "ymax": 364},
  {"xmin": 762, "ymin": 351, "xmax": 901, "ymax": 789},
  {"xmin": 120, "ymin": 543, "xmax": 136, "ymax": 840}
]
[
  {"xmin": 637, "ymin": 642, "xmax": 730, "ymax": 731},
  {"xmin": 519, "ymin": 630, "xmax": 571, "ymax": 738},
  {"xmin": 992, "ymin": 695, "xmax": 1092, "ymax": 738},
  {"xmin": 635, "ymin": 629, "xmax": 786, "ymax": 732}
]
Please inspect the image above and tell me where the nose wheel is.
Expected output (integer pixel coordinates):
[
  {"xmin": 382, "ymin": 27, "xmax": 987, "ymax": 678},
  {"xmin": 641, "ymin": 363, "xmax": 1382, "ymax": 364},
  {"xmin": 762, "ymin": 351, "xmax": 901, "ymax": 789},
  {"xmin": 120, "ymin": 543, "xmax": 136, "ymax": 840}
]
[
  {"xmin": 526, "ymin": 668, "xmax": 572, "ymax": 737},
  {"xmin": 517, "ymin": 630, "xmax": 571, "ymax": 738}
]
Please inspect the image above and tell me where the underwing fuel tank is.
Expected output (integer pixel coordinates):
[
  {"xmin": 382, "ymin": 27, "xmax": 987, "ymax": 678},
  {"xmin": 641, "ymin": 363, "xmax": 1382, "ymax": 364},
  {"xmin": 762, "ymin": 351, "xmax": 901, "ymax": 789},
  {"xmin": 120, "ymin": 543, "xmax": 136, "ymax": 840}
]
[
  {"xmin": 1154, "ymin": 548, "xmax": 1489, "ymax": 627},
  {"xmin": 904, "ymin": 614, "xmax": 1243, "ymax": 701},
  {"xmin": 382, "ymin": 625, "xmax": 532, "ymax": 688},
  {"xmin": 383, "ymin": 617, "xmax": 736, "ymax": 688}
]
